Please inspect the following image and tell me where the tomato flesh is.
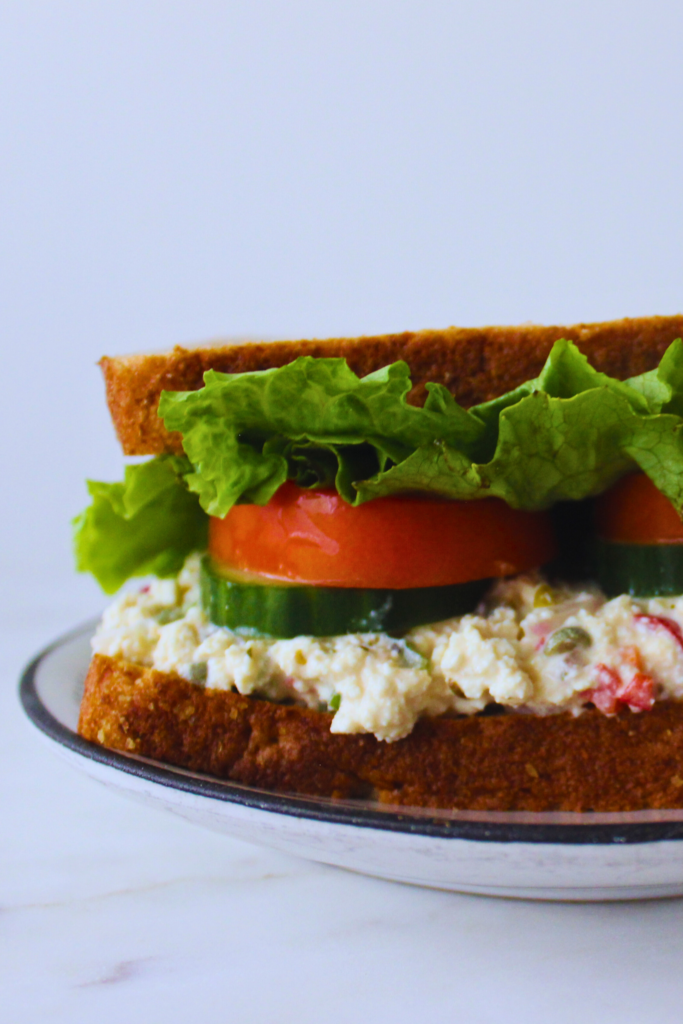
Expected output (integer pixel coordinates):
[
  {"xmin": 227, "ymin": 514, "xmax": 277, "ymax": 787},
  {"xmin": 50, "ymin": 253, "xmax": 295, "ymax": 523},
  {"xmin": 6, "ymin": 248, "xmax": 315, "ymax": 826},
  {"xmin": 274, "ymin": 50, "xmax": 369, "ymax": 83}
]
[
  {"xmin": 595, "ymin": 473, "xmax": 683, "ymax": 544},
  {"xmin": 209, "ymin": 482, "xmax": 557, "ymax": 588}
]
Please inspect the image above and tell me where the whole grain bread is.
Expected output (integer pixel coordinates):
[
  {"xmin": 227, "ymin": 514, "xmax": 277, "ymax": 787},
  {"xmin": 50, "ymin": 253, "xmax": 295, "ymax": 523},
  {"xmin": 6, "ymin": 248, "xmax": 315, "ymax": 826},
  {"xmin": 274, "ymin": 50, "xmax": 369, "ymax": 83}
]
[
  {"xmin": 80, "ymin": 654, "xmax": 683, "ymax": 812},
  {"xmin": 101, "ymin": 315, "xmax": 683, "ymax": 455}
]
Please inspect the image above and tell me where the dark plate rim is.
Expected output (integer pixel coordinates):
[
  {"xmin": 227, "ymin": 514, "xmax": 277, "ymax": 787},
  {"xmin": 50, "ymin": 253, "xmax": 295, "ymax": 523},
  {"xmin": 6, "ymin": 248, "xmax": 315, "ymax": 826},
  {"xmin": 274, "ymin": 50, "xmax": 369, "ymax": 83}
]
[{"xmin": 18, "ymin": 621, "xmax": 683, "ymax": 846}]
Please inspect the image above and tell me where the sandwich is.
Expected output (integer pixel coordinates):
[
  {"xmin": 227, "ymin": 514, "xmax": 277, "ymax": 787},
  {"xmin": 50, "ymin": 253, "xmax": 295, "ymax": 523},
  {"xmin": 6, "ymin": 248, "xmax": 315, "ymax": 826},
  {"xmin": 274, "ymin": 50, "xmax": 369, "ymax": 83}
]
[{"xmin": 75, "ymin": 315, "xmax": 683, "ymax": 812}]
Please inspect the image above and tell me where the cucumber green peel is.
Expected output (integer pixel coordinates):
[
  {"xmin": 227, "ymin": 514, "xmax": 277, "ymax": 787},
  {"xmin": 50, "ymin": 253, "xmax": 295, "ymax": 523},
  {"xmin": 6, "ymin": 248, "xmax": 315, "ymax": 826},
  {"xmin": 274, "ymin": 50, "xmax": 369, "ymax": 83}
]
[
  {"xmin": 200, "ymin": 557, "xmax": 491, "ymax": 638},
  {"xmin": 595, "ymin": 541, "xmax": 683, "ymax": 598}
]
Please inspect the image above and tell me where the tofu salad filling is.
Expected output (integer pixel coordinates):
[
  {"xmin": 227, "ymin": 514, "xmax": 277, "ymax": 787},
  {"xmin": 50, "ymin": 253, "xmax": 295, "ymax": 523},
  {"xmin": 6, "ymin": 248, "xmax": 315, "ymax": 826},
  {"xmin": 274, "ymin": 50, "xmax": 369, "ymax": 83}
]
[{"xmin": 91, "ymin": 554, "xmax": 683, "ymax": 742}]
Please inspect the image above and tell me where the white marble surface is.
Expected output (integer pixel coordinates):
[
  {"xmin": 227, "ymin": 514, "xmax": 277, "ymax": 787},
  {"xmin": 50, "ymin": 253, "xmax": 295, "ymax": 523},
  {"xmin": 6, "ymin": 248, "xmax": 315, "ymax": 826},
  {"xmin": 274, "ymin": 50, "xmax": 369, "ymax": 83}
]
[{"xmin": 4, "ymin": 580, "xmax": 683, "ymax": 1023}]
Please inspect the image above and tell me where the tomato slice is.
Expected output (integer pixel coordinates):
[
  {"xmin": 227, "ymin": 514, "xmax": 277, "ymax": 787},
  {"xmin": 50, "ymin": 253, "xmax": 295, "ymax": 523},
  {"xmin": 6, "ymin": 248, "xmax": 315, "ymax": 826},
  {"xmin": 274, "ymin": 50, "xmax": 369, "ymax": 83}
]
[
  {"xmin": 595, "ymin": 473, "xmax": 683, "ymax": 544},
  {"xmin": 209, "ymin": 482, "xmax": 557, "ymax": 588}
]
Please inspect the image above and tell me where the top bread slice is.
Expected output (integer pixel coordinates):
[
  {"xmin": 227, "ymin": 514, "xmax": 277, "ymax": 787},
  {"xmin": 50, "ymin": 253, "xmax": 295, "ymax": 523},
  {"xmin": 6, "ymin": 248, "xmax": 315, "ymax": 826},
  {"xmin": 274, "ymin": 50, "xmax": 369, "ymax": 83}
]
[{"xmin": 101, "ymin": 315, "xmax": 683, "ymax": 455}]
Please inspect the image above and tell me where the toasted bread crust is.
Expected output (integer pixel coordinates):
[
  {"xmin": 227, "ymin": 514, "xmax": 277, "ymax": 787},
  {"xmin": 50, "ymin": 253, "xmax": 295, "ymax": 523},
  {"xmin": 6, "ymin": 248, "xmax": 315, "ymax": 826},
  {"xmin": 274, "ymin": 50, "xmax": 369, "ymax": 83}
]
[
  {"xmin": 79, "ymin": 654, "xmax": 683, "ymax": 811},
  {"xmin": 101, "ymin": 315, "xmax": 683, "ymax": 455}
]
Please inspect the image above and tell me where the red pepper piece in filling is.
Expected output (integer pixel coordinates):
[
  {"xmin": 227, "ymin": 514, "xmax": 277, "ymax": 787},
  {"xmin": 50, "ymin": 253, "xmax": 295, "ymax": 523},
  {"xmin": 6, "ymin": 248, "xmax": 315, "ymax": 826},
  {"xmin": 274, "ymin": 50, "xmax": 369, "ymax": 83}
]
[
  {"xmin": 586, "ymin": 665, "xmax": 621, "ymax": 714},
  {"xmin": 584, "ymin": 662, "xmax": 655, "ymax": 714},
  {"xmin": 619, "ymin": 671, "xmax": 656, "ymax": 711},
  {"xmin": 586, "ymin": 614, "xmax": 683, "ymax": 713},
  {"xmin": 634, "ymin": 613, "xmax": 683, "ymax": 651}
]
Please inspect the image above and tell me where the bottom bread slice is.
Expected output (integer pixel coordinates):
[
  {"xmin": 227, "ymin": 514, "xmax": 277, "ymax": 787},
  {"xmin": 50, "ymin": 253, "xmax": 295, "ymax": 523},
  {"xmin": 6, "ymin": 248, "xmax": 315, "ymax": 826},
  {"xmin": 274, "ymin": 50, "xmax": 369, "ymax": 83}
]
[{"xmin": 79, "ymin": 653, "xmax": 683, "ymax": 812}]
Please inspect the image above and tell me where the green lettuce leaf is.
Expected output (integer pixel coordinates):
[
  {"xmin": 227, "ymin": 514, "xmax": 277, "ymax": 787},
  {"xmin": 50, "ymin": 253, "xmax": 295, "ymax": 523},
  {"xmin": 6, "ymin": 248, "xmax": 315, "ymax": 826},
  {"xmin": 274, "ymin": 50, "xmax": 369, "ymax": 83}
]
[
  {"xmin": 356, "ymin": 389, "xmax": 636, "ymax": 507},
  {"xmin": 157, "ymin": 338, "xmax": 683, "ymax": 516},
  {"xmin": 159, "ymin": 357, "xmax": 486, "ymax": 515},
  {"xmin": 361, "ymin": 342, "xmax": 683, "ymax": 511},
  {"xmin": 73, "ymin": 456, "xmax": 208, "ymax": 593},
  {"xmin": 627, "ymin": 338, "xmax": 683, "ymax": 417}
]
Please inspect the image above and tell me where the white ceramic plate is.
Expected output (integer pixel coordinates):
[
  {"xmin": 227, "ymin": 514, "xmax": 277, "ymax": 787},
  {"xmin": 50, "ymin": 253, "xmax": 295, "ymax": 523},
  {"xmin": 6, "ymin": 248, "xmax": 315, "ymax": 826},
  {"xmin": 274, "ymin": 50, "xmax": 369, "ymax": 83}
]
[{"xmin": 20, "ymin": 621, "xmax": 683, "ymax": 901}]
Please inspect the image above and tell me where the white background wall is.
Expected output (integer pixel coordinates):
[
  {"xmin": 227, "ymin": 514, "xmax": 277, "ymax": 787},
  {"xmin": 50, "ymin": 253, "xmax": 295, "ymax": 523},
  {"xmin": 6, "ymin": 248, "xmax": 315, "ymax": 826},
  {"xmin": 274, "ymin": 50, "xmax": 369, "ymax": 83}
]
[{"xmin": 2, "ymin": 1, "xmax": 683, "ymax": 596}]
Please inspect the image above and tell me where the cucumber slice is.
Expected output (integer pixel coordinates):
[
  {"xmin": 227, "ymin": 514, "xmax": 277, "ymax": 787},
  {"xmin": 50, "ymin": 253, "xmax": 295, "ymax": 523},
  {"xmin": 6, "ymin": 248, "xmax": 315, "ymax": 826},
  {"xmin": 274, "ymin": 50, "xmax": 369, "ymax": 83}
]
[
  {"xmin": 200, "ymin": 557, "xmax": 491, "ymax": 638},
  {"xmin": 595, "ymin": 540, "xmax": 683, "ymax": 597}
]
